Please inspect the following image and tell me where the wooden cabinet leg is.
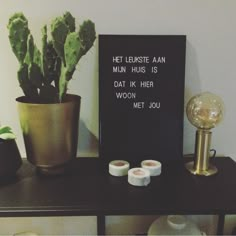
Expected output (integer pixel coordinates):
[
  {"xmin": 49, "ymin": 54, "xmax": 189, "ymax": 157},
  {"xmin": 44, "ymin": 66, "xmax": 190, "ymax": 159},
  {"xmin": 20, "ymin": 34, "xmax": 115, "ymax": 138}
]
[
  {"xmin": 97, "ymin": 215, "xmax": 105, "ymax": 235},
  {"xmin": 217, "ymin": 214, "xmax": 225, "ymax": 235}
]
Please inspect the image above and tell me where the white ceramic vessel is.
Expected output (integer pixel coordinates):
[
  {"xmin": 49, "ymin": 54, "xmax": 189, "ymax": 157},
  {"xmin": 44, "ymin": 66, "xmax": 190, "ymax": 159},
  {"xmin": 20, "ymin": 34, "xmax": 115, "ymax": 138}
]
[{"xmin": 148, "ymin": 215, "xmax": 206, "ymax": 235}]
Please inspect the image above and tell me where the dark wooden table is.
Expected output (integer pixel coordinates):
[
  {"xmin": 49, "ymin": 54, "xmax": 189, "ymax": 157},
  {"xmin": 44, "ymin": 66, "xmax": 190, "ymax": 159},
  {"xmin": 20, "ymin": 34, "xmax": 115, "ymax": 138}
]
[{"xmin": 0, "ymin": 157, "xmax": 235, "ymax": 235}]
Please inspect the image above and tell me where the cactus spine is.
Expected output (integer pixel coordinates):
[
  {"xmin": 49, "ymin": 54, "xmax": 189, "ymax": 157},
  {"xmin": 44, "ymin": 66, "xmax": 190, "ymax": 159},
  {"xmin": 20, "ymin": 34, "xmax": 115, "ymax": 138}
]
[{"xmin": 8, "ymin": 12, "xmax": 96, "ymax": 103}]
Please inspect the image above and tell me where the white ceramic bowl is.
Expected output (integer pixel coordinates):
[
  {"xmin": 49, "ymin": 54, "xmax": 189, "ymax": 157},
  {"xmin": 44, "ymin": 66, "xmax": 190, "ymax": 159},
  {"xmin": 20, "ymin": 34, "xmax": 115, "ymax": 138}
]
[{"xmin": 148, "ymin": 215, "xmax": 206, "ymax": 235}]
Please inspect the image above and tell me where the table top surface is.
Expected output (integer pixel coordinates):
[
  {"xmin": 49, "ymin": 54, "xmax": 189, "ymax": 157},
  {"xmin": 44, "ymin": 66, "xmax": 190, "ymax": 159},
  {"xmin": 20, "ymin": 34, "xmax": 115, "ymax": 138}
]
[{"xmin": 0, "ymin": 157, "xmax": 235, "ymax": 216}]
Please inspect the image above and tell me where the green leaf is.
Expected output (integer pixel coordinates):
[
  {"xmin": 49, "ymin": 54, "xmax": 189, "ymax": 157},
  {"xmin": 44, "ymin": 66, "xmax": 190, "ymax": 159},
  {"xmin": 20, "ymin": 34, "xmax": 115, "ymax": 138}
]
[
  {"xmin": 0, "ymin": 126, "xmax": 16, "ymax": 140},
  {"xmin": 0, "ymin": 126, "xmax": 13, "ymax": 135},
  {"xmin": 0, "ymin": 133, "xmax": 16, "ymax": 140}
]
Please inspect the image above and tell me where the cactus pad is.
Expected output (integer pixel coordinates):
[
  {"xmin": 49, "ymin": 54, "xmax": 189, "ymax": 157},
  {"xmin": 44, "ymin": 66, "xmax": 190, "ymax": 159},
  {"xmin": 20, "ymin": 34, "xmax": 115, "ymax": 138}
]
[
  {"xmin": 41, "ymin": 25, "xmax": 48, "ymax": 78},
  {"xmin": 64, "ymin": 32, "xmax": 81, "ymax": 74},
  {"xmin": 18, "ymin": 63, "xmax": 38, "ymax": 98},
  {"xmin": 51, "ymin": 17, "xmax": 69, "ymax": 65},
  {"xmin": 28, "ymin": 63, "xmax": 43, "ymax": 88},
  {"xmin": 79, "ymin": 20, "xmax": 96, "ymax": 56},
  {"xmin": 7, "ymin": 12, "xmax": 27, "ymax": 29},
  {"xmin": 63, "ymin": 12, "xmax": 76, "ymax": 32},
  {"xmin": 8, "ymin": 18, "xmax": 30, "ymax": 63},
  {"xmin": 45, "ymin": 41, "xmax": 61, "ymax": 85},
  {"xmin": 27, "ymin": 34, "xmax": 34, "ymax": 62}
]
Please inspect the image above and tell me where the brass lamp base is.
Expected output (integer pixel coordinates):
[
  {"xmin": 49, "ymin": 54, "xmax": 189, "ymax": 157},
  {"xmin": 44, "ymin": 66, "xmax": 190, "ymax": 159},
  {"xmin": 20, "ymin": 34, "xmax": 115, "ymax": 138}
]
[{"xmin": 185, "ymin": 161, "xmax": 218, "ymax": 176}]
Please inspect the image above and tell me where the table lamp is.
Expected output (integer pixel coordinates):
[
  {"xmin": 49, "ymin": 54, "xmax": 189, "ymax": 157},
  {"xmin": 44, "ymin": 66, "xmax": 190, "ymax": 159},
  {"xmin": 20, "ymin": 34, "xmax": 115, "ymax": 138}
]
[{"xmin": 185, "ymin": 92, "xmax": 224, "ymax": 176}]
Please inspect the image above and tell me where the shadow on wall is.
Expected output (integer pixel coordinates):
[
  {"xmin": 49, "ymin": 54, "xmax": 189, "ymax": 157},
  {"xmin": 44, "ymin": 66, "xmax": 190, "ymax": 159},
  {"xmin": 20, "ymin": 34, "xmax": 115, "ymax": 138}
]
[
  {"xmin": 183, "ymin": 40, "xmax": 201, "ymax": 155},
  {"xmin": 78, "ymin": 120, "xmax": 99, "ymax": 157},
  {"xmin": 184, "ymin": 40, "xmax": 202, "ymax": 101},
  {"xmin": 68, "ymin": 37, "xmax": 99, "ymax": 158}
]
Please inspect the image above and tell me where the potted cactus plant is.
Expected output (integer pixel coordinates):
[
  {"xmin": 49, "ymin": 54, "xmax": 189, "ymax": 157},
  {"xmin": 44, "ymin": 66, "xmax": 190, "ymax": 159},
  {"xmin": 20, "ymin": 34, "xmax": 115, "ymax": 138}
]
[{"xmin": 7, "ymin": 12, "xmax": 96, "ymax": 174}]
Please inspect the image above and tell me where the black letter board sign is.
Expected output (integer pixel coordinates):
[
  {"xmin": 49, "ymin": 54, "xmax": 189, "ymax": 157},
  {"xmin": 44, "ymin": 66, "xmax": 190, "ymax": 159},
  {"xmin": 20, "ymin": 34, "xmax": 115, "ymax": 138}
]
[{"xmin": 99, "ymin": 35, "xmax": 186, "ymax": 164}]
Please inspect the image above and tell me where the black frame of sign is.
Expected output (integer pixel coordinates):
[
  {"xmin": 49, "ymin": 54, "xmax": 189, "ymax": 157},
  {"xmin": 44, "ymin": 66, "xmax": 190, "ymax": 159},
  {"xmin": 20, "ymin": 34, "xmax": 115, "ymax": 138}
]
[{"xmin": 99, "ymin": 35, "xmax": 186, "ymax": 164}]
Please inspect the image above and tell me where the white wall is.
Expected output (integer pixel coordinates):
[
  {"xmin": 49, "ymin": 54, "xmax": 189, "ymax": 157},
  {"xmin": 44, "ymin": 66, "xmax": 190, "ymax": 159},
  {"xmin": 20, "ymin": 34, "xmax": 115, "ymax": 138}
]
[
  {"xmin": 0, "ymin": 0, "xmax": 236, "ymax": 159},
  {"xmin": 0, "ymin": 0, "xmax": 235, "ymax": 159},
  {"xmin": 0, "ymin": 1, "xmax": 236, "ymax": 234}
]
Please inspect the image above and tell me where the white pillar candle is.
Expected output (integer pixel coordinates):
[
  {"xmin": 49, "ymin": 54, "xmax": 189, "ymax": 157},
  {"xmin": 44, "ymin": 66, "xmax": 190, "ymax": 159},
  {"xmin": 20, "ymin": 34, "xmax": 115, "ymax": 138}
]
[
  {"xmin": 128, "ymin": 168, "xmax": 151, "ymax": 186},
  {"xmin": 109, "ymin": 160, "xmax": 130, "ymax": 176},
  {"xmin": 141, "ymin": 160, "xmax": 162, "ymax": 176}
]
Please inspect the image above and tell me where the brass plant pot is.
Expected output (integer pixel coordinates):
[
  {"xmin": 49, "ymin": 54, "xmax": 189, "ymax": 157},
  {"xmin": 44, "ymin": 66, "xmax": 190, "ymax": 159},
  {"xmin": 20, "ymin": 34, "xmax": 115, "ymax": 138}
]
[{"xmin": 16, "ymin": 94, "xmax": 81, "ymax": 175}]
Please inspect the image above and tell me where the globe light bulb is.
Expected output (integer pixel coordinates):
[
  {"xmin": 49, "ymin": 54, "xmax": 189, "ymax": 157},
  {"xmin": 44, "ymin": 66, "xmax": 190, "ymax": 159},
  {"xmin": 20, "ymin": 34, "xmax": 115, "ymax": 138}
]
[
  {"xmin": 186, "ymin": 92, "xmax": 224, "ymax": 130},
  {"xmin": 185, "ymin": 92, "xmax": 224, "ymax": 176}
]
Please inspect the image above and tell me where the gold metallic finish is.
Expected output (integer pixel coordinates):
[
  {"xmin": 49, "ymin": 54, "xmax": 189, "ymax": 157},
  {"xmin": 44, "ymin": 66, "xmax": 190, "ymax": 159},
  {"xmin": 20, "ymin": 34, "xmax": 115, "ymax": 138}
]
[
  {"xmin": 185, "ymin": 161, "xmax": 217, "ymax": 176},
  {"xmin": 16, "ymin": 94, "xmax": 81, "ymax": 175},
  {"xmin": 185, "ymin": 92, "xmax": 224, "ymax": 177},
  {"xmin": 185, "ymin": 129, "xmax": 218, "ymax": 176}
]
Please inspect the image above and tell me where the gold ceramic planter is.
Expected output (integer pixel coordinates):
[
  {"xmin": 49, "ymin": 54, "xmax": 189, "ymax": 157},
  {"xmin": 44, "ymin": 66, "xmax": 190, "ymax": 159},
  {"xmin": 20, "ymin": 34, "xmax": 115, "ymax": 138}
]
[{"xmin": 16, "ymin": 94, "xmax": 81, "ymax": 175}]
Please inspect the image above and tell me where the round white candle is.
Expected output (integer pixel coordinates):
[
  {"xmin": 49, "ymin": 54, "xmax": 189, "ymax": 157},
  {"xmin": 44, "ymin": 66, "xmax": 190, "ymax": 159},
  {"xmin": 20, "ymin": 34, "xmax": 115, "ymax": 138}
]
[
  {"xmin": 128, "ymin": 168, "xmax": 151, "ymax": 186},
  {"xmin": 141, "ymin": 160, "xmax": 162, "ymax": 176},
  {"xmin": 109, "ymin": 160, "xmax": 130, "ymax": 176}
]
